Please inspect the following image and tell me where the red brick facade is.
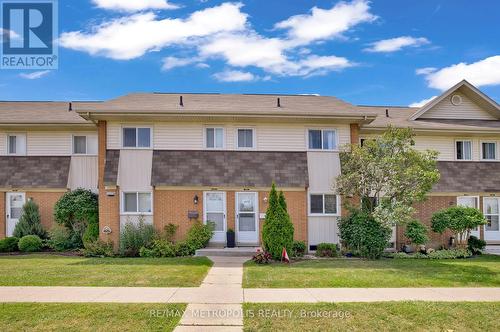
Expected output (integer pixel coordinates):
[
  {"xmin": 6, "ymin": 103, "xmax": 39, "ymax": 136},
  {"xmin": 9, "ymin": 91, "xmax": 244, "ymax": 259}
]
[{"xmin": 27, "ymin": 192, "xmax": 64, "ymax": 231}]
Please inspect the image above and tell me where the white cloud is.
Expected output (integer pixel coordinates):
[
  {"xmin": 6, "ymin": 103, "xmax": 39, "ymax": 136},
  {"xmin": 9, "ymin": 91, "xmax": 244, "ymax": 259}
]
[
  {"xmin": 275, "ymin": 0, "xmax": 376, "ymax": 44},
  {"xmin": 60, "ymin": 3, "xmax": 247, "ymax": 60},
  {"xmin": 364, "ymin": 36, "xmax": 429, "ymax": 53},
  {"xmin": 19, "ymin": 70, "xmax": 51, "ymax": 80},
  {"xmin": 162, "ymin": 56, "xmax": 196, "ymax": 70},
  {"xmin": 213, "ymin": 70, "xmax": 256, "ymax": 82},
  {"xmin": 418, "ymin": 55, "xmax": 500, "ymax": 90},
  {"xmin": 415, "ymin": 67, "xmax": 436, "ymax": 75},
  {"xmin": 92, "ymin": 0, "xmax": 179, "ymax": 12},
  {"xmin": 409, "ymin": 95, "xmax": 437, "ymax": 107}
]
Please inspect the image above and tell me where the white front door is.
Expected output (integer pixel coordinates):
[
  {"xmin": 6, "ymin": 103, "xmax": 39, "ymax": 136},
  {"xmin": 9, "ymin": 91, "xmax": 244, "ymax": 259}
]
[
  {"xmin": 6, "ymin": 192, "xmax": 25, "ymax": 237},
  {"xmin": 236, "ymin": 192, "xmax": 259, "ymax": 244},
  {"xmin": 483, "ymin": 197, "xmax": 500, "ymax": 241},
  {"xmin": 204, "ymin": 191, "xmax": 226, "ymax": 243},
  {"xmin": 457, "ymin": 196, "xmax": 480, "ymax": 237}
]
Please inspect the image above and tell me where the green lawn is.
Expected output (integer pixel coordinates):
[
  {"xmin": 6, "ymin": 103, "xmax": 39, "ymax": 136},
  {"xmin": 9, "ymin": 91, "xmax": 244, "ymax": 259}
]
[
  {"xmin": 0, "ymin": 254, "xmax": 212, "ymax": 287},
  {"xmin": 243, "ymin": 302, "xmax": 500, "ymax": 332},
  {"xmin": 243, "ymin": 255, "xmax": 500, "ymax": 288},
  {"xmin": 0, "ymin": 303, "xmax": 185, "ymax": 331}
]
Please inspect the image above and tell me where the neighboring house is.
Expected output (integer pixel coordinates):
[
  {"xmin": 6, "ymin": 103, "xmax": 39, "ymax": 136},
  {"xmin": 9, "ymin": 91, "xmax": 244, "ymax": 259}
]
[{"xmin": 0, "ymin": 80, "xmax": 499, "ymax": 249}]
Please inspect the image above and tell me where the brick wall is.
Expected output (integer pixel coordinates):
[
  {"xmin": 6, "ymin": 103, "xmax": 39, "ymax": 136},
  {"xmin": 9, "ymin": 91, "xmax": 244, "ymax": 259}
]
[
  {"xmin": 0, "ymin": 192, "xmax": 4, "ymax": 238},
  {"xmin": 98, "ymin": 120, "xmax": 121, "ymax": 246},
  {"xmin": 27, "ymin": 192, "xmax": 64, "ymax": 231},
  {"xmin": 397, "ymin": 196, "xmax": 456, "ymax": 249}
]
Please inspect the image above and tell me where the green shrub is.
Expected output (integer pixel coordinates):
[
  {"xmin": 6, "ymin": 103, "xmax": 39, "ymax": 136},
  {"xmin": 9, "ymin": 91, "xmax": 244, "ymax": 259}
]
[
  {"xmin": 54, "ymin": 189, "xmax": 99, "ymax": 248},
  {"xmin": 431, "ymin": 206, "xmax": 487, "ymax": 246},
  {"xmin": 468, "ymin": 235, "xmax": 486, "ymax": 255},
  {"xmin": 119, "ymin": 219, "xmax": 156, "ymax": 257},
  {"xmin": 174, "ymin": 241, "xmax": 194, "ymax": 256},
  {"xmin": 185, "ymin": 221, "xmax": 214, "ymax": 251},
  {"xmin": 18, "ymin": 235, "xmax": 43, "ymax": 252},
  {"xmin": 139, "ymin": 239, "xmax": 176, "ymax": 258},
  {"xmin": 160, "ymin": 223, "xmax": 178, "ymax": 243},
  {"xmin": 13, "ymin": 200, "xmax": 47, "ymax": 239},
  {"xmin": 316, "ymin": 243, "xmax": 337, "ymax": 257},
  {"xmin": 82, "ymin": 240, "xmax": 114, "ymax": 257},
  {"xmin": 338, "ymin": 208, "xmax": 392, "ymax": 259},
  {"xmin": 48, "ymin": 226, "xmax": 79, "ymax": 251},
  {"xmin": 404, "ymin": 219, "xmax": 428, "ymax": 246},
  {"xmin": 262, "ymin": 183, "xmax": 294, "ymax": 260},
  {"xmin": 391, "ymin": 249, "xmax": 472, "ymax": 259},
  {"xmin": 0, "ymin": 237, "xmax": 19, "ymax": 252},
  {"xmin": 291, "ymin": 241, "xmax": 306, "ymax": 257}
]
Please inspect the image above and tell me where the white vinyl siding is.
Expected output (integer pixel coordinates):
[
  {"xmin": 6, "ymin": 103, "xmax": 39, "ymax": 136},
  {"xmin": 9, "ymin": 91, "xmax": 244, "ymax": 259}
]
[
  {"xmin": 154, "ymin": 123, "xmax": 203, "ymax": 150},
  {"xmin": 117, "ymin": 150, "xmax": 153, "ymax": 192},
  {"xmin": 67, "ymin": 156, "xmax": 98, "ymax": 192},
  {"xmin": 308, "ymin": 216, "xmax": 340, "ymax": 246},
  {"xmin": 420, "ymin": 92, "xmax": 497, "ymax": 120},
  {"xmin": 307, "ymin": 151, "xmax": 341, "ymax": 192}
]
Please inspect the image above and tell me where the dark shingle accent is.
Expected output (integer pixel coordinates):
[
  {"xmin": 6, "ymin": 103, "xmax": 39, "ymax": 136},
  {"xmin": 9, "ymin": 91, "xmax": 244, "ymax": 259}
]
[
  {"xmin": 152, "ymin": 150, "xmax": 308, "ymax": 188},
  {"xmin": 434, "ymin": 161, "xmax": 500, "ymax": 192},
  {"xmin": 0, "ymin": 156, "xmax": 70, "ymax": 188},
  {"xmin": 104, "ymin": 150, "xmax": 120, "ymax": 186}
]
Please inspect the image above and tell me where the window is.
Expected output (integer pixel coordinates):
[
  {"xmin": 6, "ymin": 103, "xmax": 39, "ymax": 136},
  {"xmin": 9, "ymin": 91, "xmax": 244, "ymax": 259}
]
[
  {"xmin": 237, "ymin": 128, "xmax": 254, "ymax": 149},
  {"xmin": 7, "ymin": 134, "xmax": 26, "ymax": 155},
  {"xmin": 457, "ymin": 196, "xmax": 478, "ymax": 209},
  {"xmin": 73, "ymin": 136, "xmax": 87, "ymax": 154},
  {"xmin": 308, "ymin": 129, "xmax": 337, "ymax": 150},
  {"xmin": 484, "ymin": 198, "xmax": 500, "ymax": 232},
  {"xmin": 309, "ymin": 194, "xmax": 338, "ymax": 215},
  {"xmin": 122, "ymin": 127, "xmax": 151, "ymax": 148},
  {"xmin": 481, "ymin": 142, "xmax": 497, "ymax": 160},
  {"xmin": 456, "ymin": 140, "xmax": 472, "ymax": 160},
  {"xmin": 122, "ymin": 192, "xmax": 152, "ymax": 214},
  {"xmin": 205, "ymin": 127, "xmax": 224, "ymax": 149}
]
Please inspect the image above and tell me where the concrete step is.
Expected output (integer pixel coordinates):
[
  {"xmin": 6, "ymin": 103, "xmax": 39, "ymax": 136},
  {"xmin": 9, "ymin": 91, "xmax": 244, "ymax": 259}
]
[{"xmin": 195, "ymin": 247, "xmax": 259, "ymax": 257}]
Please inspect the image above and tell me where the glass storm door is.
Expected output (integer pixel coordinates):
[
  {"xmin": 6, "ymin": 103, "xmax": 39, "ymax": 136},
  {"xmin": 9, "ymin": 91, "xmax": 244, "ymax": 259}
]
[
  {"xmin": 6, "ymin": 193, "xmax": 25, "ymax": 237},
  {"xmin": 236, "ymin": 192, "xmax": 259, "ymax": 244},
  {"xmin": 204, "ymin": 192, "xmax": 226, "ymax": 243},
  {"xmin": 484, "ymin": 197, "xmax": 500, "ymax": 241}
]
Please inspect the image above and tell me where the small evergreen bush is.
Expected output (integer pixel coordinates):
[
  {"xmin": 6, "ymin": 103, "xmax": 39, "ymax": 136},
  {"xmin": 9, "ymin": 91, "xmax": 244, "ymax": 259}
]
[
  {"xmin": 48, "ymin": 226, "xmax": 77, "ymax": 251},
  {"xmin": 18, "ymin": 235, "xmax": 43, "ymax": 252},
  {"xmin": 262, "ymin": 183, "xmax": 294, "ymax": 260},
  {"xmin": 467, "ymin": 236, "xmax": 486, "ymax": 255},
  {"xmin": 13, "ymin": 200, "xmax": 47, "ymax": 239},
  {"xmin": 291, "ymin": 240, "xmax": 306, "ymax": 257},
  {"xmin": 404, "ymin": 219, "xmax": 428, "ymax": 246},
  {"xmin": 338, "ymin": 208, "xmax": 392, "ymax": 259},
  {"xmin": 316, "ymin": 243, "xmax": 337, "ymax": 257},
  {"xmin": 119, "ymin": 219, "xmax": 156, "ymax": 257},
  {"xmin": 0, "ymin": 237, "xmax": 19, "ymax": 252}
]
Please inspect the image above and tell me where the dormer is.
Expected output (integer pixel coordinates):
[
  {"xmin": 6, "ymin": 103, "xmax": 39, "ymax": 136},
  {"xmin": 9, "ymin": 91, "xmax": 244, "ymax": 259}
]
[{"xmin": 409, "ymin": 80, "xmax": 500, "ymax": 121}]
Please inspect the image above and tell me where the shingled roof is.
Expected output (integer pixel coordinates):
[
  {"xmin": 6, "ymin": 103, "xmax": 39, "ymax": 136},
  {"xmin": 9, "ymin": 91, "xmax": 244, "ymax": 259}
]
[
  {"xmin": 151, "ymin": 150, "xmax": 308, "ymax": 188},
  {"xmin": 0, "ymin": 102, "xmax": 92, "ymax": 125},
  {"xmin": 0, "ymin": 156, "xmax": 70, "ymax": 188},
  {"xmin": 433, "ymin": 161, "xmax": 500, "ymax": 192},
  {"xmin": 103, "ymin": 150, "xmax": 120, "ymax": 186}
]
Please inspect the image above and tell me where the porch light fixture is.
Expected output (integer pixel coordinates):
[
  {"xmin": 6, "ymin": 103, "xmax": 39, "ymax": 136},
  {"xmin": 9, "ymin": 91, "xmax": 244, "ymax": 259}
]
[
  {"xmin": 263, "ymin": 196, "xmax": 268, "ymax": 202},
  {"xmin": 193, "ymin": 194, "xmax": 199, "ymax": 205}
]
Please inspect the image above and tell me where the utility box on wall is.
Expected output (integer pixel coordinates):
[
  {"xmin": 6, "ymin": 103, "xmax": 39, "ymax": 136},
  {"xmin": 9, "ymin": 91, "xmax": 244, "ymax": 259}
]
[{"xmin": 188, "ymin": 211, "xmax": 199, "ymax": 219}]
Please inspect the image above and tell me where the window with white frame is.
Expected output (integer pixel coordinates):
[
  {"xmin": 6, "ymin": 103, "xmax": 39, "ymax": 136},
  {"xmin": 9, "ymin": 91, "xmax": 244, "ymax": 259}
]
[
  {"xmin": 205, "ymin": 127, "xmax": 224, "ymax": 149},
  {"xmin": 484, "ymin": 197, "xmax": 500, "ymax": 231},
  {"xmin": 237, "ymin": 128, "xmax": 254, "ymax": 149},
  {"xmin": 122, "ymin": 127, "xmax": 151, "ymax": 148},
  {"xmin": 122, "ymin": 192, "xmax": 152, "ymax": 214},
  {"xmin": 456, "ymin": 140, "xmax": 472, "ymax": 160},
  {"xmin": 308, "ymin": 129, "xmax": 337, "ymax": 150},
  {"xmin": 309, "ymin": 194, "xmax": 338, "ymax": 215},
  {"xmin": 481, "ymin": 142, "xmax": 497, "ymax": 160},
  {"xmin": 7, "ymin": 133, "xmax": 26, "ymax": 155},
  {"xmin": 73, "ymin": 135, "xmax": 98, "ymax": 155}
]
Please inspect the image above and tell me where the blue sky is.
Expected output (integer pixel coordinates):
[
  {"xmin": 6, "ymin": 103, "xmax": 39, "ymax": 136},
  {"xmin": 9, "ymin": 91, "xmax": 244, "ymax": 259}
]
[{"xmin": 1, "ymin": 0, "xmax": 499, "ymax": 106}]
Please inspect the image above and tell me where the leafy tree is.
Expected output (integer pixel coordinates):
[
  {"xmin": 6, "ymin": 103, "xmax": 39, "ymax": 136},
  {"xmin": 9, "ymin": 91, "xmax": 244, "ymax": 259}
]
[
  {"xmin": 336, "ymin": 126, "xmax": 440, "ymax": 226},
  {"xmin": 404, "ymin": 219, "xmax": 428, "ymax": 246},
  {"xmin": 13, "ymin": 200, "xmax": 47, "ymax": 239},
  {"xmin": 262, "ymin": 183, "xmax": 294, "ymax": 260},
  {"xmin": 54, "ymin": 189, "xmax": 99, "ymax": 247},
  {"xmin": 431, "ymin": 206, "xmax": 487, "ymax": 246}
]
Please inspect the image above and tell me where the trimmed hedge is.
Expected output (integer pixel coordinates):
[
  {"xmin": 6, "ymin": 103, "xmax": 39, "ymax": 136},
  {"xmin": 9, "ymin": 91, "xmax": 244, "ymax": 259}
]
[
  {"xmin": 0, "ymin": 237, "xmax": 19, "ymax": 252},
  {"xmin": 18, "ymin": 235, "xmax": 43, "ymax": 252},
  {"xmin": 316, "ymin": 243, "xmax": 337, "ymax": 257}
]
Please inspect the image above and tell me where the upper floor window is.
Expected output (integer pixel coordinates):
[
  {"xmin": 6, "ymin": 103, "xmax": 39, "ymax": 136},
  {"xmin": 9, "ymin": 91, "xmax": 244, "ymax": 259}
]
[
  {"xmin": 73, "ymin": 135, "xmax": 98, "ymax": 155},
  {"xmin": 122, "ymin": 192, "xmax": 152, "ymax": 214},
  {"xmin": 309, "ymin": 194, "xmax": 338, "ymax": 215},
  {"xmin": 122, "ymin": 127, "xmax": 151, "ymax": 148},
  {"xmin": 456, "ymin": 140, "xmax": 472, "ymax": 160},
  {"xmin": 308, "ymin": 129, "xmax": 337, "ymax": 150},
  {"xmin": 7, "ymin": 133, "xmax": 26, "ymax": 155},
  {"xmin": 237, "ymin": 128, "xmax": 255, "ymax": 149},
  {"xmin": 205, "ymin": 127, "xmax": 224, "ymax": 149},
  {"xmin": 481, "ymin": 142, "xmax": 497, "ymax": 160}
]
